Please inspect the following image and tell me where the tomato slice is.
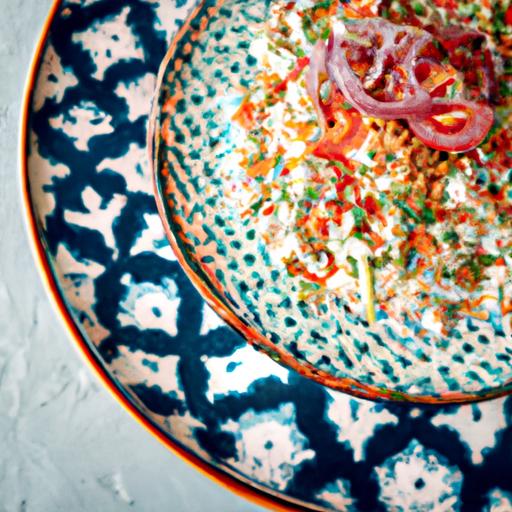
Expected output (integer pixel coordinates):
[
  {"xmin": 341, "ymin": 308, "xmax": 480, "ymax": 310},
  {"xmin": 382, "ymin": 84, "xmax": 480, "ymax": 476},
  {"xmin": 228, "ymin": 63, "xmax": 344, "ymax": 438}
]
[
  {"xmin": 312, "ymin": 88, "xmax": 368, "ymax": 167},
  {"xmin": 409, "ymin": 99, "xmax": 494, "ymax": 152}
]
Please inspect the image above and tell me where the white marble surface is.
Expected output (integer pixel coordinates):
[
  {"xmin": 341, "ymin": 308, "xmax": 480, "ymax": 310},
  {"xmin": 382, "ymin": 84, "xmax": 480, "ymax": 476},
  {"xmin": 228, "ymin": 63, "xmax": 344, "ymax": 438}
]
[{"xmin": 0, "ymin": 1, "xmax": 264, "ymax": 510}]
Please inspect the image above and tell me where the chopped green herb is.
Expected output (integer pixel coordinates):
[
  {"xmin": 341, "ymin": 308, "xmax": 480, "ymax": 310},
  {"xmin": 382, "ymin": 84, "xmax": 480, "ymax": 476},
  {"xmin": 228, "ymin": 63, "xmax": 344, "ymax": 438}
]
[
  {"xmin": 312, "ymin": 0, "xmax": 332, "ymax": 10},
  {"xmin": 394, "ymin": 200, "xmax": 421, "ymax": 222},
  {"xmin": 320, "ymin": 27, "xmax": 331, "ymax": 40},
  {"xmin": 442, "ymin": 230, "xmax": 459, "ymax": 244},
  {"xmin": 358, "ymin": 164, "xmax": 370, "ymax": 176},
  {"xmin": 422, "ymin": 207, "xmax": 435, "ymax": 225},
  {"xmin": 305, "ymin": 186, "xmax": 320, "ymax": 200},
  {"xmin": 413, "ymin": 2, "xmax": 425, "ymax": 15},
  {"xmin": 249, "ymin": 198, "xmax": 264, "ymax": 214},
  {"xmin": 478, "ymin": 254, "xmax": 498, "ymax": 266},
  {"xmin": 347, "ymin": 256, "xmax": 359, "ymax": 278},
  {"xmin": 442, "ymin": 266, "xmax": 453, "ymax": 279},
  {"xmin": 352, "ymin": 207, "xmax": 366, "ymax": 227}
]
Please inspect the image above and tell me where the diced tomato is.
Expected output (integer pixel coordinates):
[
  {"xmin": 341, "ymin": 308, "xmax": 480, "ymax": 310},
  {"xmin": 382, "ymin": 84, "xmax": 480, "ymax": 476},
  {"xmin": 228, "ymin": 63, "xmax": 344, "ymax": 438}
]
[
  {"xmin": 274, "ymin": 57, "xmax": 310, "ymax": 93},
  {"xmin": 262, "ymin": 204, "xmax": 275, "ymax": 216},
  {"xmin": 325, "ymin": 200, "xmax": 344, "ymax": 225},
  {"xmin": 505, "ymin": 5, "xmax": 512, "ymax": 25},
  {"xmin": 429, "ymin": 78, "xmax": 455, "ymax": 99},
  {"xmin": 232, "ymin": 98, "xmax": 255, "ymax": 130},
  {"xmin": 432, "ymin": 0, "xmax": 458, "ymax": 12},
  {"xmin": 313, "ymin": 91, "xmax": 367, "ymax": 167},
  {"xmin": 496, "ymin": 257, "xmax": 506, "ymax": 266},
  {"xmin": 435, "ymin": 208, "xmax": 447, "ymax": 222},
  {"xmin": 315, "ymin": 217, "xmax": 330, "ymax": 238},
  {"xmin": 363, "ymin": 195, "xmax": 378, "ymax": 215},
  {"xmin": 335, "ymin": 173, "xmax": 357, "ymax": 198},
  {"xmin": 313, "ymin": 140, "xmax": 353, "ymax": 168},
  {"xmin": 331, "ymin": 166, "xmax": 343, "ymax": 180},
  {"xmin": 368, "ymin": 231, "xmax": 385, "ymax": 250},
  {"xmin": 409, "ymin": 225, "xmax": 436, "ymax": 257}
]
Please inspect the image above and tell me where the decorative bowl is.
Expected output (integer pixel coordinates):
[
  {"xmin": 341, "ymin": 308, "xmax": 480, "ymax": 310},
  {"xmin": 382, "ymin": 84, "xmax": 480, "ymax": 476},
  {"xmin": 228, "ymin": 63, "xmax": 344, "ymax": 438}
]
[{"xmin": 152, "ymin": 0, "xmax": 512, "ymax": 403}]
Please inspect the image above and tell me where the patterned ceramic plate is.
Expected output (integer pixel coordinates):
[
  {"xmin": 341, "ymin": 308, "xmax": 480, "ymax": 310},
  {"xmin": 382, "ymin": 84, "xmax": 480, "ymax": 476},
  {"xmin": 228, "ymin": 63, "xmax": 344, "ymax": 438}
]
[
  {"xmin": 152, "ymin": 0, "xmax": 512, "ymax": 403},
  {"xmin": 22, "ymin": 1, "xmax": 512, "ymax": 510}
]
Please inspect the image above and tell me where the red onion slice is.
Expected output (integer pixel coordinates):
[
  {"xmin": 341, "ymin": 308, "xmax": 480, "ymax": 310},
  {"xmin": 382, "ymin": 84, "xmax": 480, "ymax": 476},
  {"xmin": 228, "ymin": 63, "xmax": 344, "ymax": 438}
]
[
  {"xmin": 305, "ymin": 40, "xmax": 328, "ymax": 131},
  {"xmin": 326, "ymin": 21, "xmax": 433, "ymax": 120},
  {"xmin": 348, "ymin": 18, "xmax": 421, "ymax": 89}
]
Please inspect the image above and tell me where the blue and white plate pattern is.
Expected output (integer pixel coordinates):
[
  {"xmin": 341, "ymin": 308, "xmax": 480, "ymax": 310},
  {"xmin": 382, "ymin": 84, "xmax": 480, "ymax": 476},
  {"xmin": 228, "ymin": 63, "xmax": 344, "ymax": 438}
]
[{"xmin": 25, "ymin": 1, "xmax": 512, "ymax": 510}]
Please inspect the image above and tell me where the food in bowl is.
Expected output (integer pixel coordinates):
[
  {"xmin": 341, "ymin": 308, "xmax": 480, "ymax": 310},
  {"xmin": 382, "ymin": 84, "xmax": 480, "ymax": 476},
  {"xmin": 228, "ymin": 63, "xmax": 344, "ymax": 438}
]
[{"xmin": 154, "ymin": 0, "xmax": 512, "ymax": 401}]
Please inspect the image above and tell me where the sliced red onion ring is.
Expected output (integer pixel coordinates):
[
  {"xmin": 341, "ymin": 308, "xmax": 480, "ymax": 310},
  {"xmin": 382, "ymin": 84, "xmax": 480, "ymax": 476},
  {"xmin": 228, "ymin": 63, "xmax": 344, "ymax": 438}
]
[
  {"xmin": 326, "ymin": 21, "xmax": 433, "ymax": 120},
  {"xmin": 347, "ymin": 18, "xmax": 422, "ymax": 89},
  {"xmin": 305, "ymin": 40, "xmax": 328, "ymax": 131}
]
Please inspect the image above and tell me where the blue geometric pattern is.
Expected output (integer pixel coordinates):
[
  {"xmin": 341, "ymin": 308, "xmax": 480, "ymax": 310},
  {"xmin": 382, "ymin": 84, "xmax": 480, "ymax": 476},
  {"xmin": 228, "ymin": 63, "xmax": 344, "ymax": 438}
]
[{"xmin": 25, "ymin": 1, "xmax": 512, "ymax": 510}]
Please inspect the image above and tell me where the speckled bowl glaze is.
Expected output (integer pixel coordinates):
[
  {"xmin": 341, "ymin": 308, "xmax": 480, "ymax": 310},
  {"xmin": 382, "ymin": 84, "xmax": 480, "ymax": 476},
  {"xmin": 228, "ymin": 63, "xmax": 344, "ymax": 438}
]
[
  {"xmin": 151, "ymin": 0, "xmax": 512, "ymax": 403},
  {"xmin": 23, "ymin": 1, "xmax": 512, "ymax": 510}
]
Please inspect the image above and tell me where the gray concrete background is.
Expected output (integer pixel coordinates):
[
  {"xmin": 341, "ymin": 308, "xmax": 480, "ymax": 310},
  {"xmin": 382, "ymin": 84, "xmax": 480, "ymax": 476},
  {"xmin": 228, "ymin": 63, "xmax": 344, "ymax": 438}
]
[{"xmin": 0, "ymin": 1, "xmax": 264, "ymax": 510}]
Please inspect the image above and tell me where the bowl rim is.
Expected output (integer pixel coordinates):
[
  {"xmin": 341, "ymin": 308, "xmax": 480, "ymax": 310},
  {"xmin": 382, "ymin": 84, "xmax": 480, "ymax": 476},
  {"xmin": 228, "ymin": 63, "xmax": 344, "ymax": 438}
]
[
  {"xmin": 20, "ymin": 1, "xmax": 333, "ymax": 510},
  {"xmin": 149, "ymin": 0, "xmax": 512, "ymax": 405}
]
